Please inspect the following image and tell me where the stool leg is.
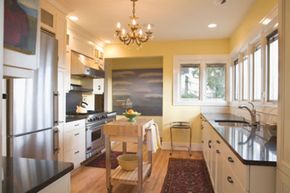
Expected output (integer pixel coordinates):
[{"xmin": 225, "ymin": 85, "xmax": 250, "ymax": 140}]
[
  {"xmin": 189, "ymin": 127, "xmax": 192, "ymax": 156},
  {"xmin": 170, "ymin": 127, "xmax": 173, "ymax": 156}
]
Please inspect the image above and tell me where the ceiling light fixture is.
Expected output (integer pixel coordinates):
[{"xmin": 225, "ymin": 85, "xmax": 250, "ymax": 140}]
[
  {"xmin": 115, "ymin": 0, "xmax": 153, "ymax": 46},
  {"xmin": 104, "ymin": 40, "xmax": 112, "ymax": 44},
  {"xmin": 208, "ymin": 23, "xmax": 217, "ymax": 28},
  {"xmin": 68, "ymin": 15, "xmax": 79, "ymax": 21}
]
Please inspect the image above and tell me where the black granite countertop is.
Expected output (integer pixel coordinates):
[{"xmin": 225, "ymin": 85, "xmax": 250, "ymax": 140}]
[
  {"xmin": 2, "ymin": 157, "xmax": 74, "ymax": 193},
  {"xmin": 201, "ymin": 113, "xmax": 277, "ymax": 167}
]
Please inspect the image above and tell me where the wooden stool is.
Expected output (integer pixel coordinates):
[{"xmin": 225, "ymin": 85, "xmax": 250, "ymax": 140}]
[{"xmin": 170, "ymin": 121, "xmax": 192, "ymax": 156}]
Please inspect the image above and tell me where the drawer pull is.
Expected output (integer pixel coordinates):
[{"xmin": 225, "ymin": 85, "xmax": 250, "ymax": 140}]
[
  {"xmin": 74, "ymin": 133, "xmax": 80, "ymax": 136},
  {"xmin": 216, "ymin": 150, "xmax": 220, "ymax": 154},
  {"xmin": 74, "ymin": 151, "xmax": 80, "ymax": 154},
  {"xmin": 74, "ymin": 124, "xmax": 80, "ymax": 127},
  {"xmin": 208, "ymin": 140, "xmax": 212, "ymax": 149},
  {"xmin": 201, "ymin": 140, "xmax": 204, "ymax": 144},
  {"xmin": 228, "ymin": 157, "xmax": 234, "ymax": 163},
  {"xmin": 227, "ymin": 176, "xmax": 234, "ymax": 184},
  {"xmin": 216, "ymin": 140, "xmax": 221, "ymax": 144}
]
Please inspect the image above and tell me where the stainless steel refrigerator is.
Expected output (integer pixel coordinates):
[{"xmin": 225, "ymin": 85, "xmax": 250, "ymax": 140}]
[{"xmin": 7, "ymin": 31, "xmax": 59, "ymax": 160}]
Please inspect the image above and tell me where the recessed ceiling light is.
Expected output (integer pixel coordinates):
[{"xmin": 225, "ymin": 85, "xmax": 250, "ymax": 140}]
[
  {"xmin": 104, "ymin": 40, "xmax": 111, "ymax": 44},
  {"xmin": 208, "ymin": 23, "xmax": 217, "ymax": 28},
  {"xmin": 274, "ymin": 23, "xmax": 279, "ymax": 28},
  {"xmin": 68, "ymin": 16, "xmax": 79, "ymax": 21},
  {"xmin": 260, "ymin": 18, "xmax": 271, "ymax": 25}
]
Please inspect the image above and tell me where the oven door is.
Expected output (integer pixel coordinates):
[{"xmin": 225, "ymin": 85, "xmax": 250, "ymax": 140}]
[{"xmin": 86, "ymin": 122, "xmax": 105, "ymax": 158}]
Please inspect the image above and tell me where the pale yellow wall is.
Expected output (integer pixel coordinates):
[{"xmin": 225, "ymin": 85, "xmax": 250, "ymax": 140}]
[
  {"xmin": 230, "ymin": 0, "xmax": 278, "ymax": 52},
  {"xmin": 105, "ymin": 39, "xmax": 229, "ymax": 144}
]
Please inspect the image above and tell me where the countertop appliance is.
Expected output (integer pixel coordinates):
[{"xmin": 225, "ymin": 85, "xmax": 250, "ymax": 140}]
[
  {"xmin": 70, "ymin": 50, "xmax": 104, "ymax": 78},
  {"xmin": 7, "ymin": 30, "xmax": 59, "ymax": 160}
]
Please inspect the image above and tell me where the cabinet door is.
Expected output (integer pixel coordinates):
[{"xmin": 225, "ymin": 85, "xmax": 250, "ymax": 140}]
[
  {"xmin": 277, "ymin": 0, "xmax": 290, "ymax": 185},
  {"xmin": 277, "ymin": 170, "xmax": 290, "ymax": 193}
]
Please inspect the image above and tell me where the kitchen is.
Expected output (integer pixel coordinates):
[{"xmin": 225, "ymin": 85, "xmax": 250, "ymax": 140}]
[{"xmin": 0, "ymin": 0, "xmax": 290, "ymax": 193}]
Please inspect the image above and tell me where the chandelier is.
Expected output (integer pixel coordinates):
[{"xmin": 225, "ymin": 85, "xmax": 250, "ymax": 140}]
[{"xmin": 115, "ymin": 0, "xmax": 153, "ymax": 46}]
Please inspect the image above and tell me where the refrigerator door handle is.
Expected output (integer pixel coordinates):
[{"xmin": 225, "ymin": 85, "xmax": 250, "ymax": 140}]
[
  {"xmin": 53, "ymin": 127, "xmax": 60, "ymax": 154},
  {"xmin": 53, "ymin": 91, "xmax": 59, "ymax": 126}
]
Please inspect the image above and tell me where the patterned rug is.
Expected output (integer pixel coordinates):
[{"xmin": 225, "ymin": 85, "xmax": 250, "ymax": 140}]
[
  {"xmin": 161, "ymin": 158, "xmax": 214, "ymax": 193},
  {"xmin": 84, "ymin": 151, "xmax": 123, "ymax": 169}
]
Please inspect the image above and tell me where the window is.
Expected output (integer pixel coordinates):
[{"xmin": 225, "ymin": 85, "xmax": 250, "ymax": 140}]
[
  {"xmin": 242, "ymin": 56, "xmax": 249, "ymax": 100},
  {"xmin": 253, "ymin": 46, "xmax": 262, "ymax": 101},
  {"xmin": 267, "ymin": 30, "xmax": 279, "ymax": 101},
  {"xmin": 205, "ymin": 64, "xmax": 225, "ymax": 99},
  {"xmin": 180, "ymin": 64, "xmax": 200, "ymax": 99},
  {"xmin": 234, "ymin": 59, "xmax": 239, "ymax": 100},
  {"xmin": 173, "ymin": 56, "xmax": 228, "ymax": 105}
]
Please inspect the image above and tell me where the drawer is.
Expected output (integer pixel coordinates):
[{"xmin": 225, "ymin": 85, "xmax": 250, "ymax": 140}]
[
  {"xmin": 63, "ymin": 128, "xmax": 85, "ymax": 151},
  {"xmin": 222, "ymin": 143, "xmax": 249, "ymax": 190},
  {"xmin": 65, "ymin": 119, "xmax": 85, "ymax": 131},
  {"xmin": 222, "ymin": 161, "xmax": 247, "ymax": 193},
  {"xmin": 63, "ymin": 147, "xmax": 85, "ymax": 169}
]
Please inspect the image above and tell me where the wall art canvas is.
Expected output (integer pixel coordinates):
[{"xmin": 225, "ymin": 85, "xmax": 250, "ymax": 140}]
[
  {"xmin": 4, "ymin": 0, "xmax": 39, "ymax": 54},
  {"xmin": 112, "ymin": 68, "xmax": 163, "ymax": 116}
]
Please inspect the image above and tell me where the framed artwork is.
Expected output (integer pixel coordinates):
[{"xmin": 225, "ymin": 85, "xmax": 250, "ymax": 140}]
[
  {"xmin": 4, "ymin": 0, "xmax": 39, "ymax": 55},
  {"xmin": 112, "ymin": 68, "xmax": 163, "ymax": 116}
]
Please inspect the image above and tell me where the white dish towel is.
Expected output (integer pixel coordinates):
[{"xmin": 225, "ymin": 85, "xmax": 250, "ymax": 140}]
[{"xmin": 147, "ymin": 122, "xmax": 161, "ymax": 153}]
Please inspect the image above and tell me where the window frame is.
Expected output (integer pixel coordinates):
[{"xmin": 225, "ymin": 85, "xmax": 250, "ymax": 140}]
[
  {"xmin": 242, "ymin": 55, "xmax": 250, "ymax": 101},
  {"xmin": 266, "ymin": 30, "xmax": 279, "ymax": 102},
  {"xmin": 252, "ymin": 45, "xmax": 263, "ymax": 101},
  {"xmin": 173, "ymin": 55, "xmax": 229, "ymax": 106},
  {"xmin": 205, "ymin": 63, "xmax": 226, "ymax": 100},
  {"xmin": 233, "ymin": 59, "xmax": 239, "ymax": 101}
]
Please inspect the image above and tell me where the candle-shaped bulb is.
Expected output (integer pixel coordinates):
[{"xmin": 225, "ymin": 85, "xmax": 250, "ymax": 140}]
[
  {"xmin": 139, "ymin": 29, "xmax": 143, "ymax": 36},
  {"xmin": 116, "ymin": 22, "xmax": 121, "ymax": 29},
  {"xmin": 121, "ymin": 28, "xmax": 126, "ymax": 35},
  {"xmin": 147, "ymin": 24, "xmax": 152, "ymax": 31},
  {"xmin": 132, "ymin": 18, "xmax": 137, "ymax": 26}
]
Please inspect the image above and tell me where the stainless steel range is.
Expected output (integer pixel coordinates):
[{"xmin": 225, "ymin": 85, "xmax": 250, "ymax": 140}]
[{"xmin": 85, "ymin": 112, "xmax": 116, "ymax": 159}]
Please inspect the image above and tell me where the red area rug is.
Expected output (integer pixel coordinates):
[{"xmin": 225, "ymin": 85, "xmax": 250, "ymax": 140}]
[
  {"xmin": 161, "ymin": 158, "xmax": 214, "ymax": 193},
  {"xmin": 84, "ymin": 151, "xmax": 123, "ymax": 169}
]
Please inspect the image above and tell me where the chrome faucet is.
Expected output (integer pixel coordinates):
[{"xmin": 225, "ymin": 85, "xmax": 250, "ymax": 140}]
[{"xmin": 238, "ymin": 102, "xmax": 258, "ymax": 127}]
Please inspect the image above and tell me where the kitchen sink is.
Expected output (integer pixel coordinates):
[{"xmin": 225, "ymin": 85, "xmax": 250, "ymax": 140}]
[{"xmin": 214, "ymin": 120, "xmax": 249, "ymax": 127}]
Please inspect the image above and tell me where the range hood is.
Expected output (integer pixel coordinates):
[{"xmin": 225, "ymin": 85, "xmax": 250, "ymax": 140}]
[{"xmin": 71, "ymin": 50, "xmax": 105, "ymax": 78}]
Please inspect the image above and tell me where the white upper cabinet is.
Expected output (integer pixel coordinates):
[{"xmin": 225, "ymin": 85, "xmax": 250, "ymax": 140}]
[
  {"xmin": 277, "ymin": 0, "xmax": 290, "ymax": 192},
  {"xmin": 40, "ymin": 0, "xmax": 67, "ymax": 70}
]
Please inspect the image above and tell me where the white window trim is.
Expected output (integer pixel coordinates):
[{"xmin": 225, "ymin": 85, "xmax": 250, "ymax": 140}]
[{"xmin": 173, "ymin": 55, "xmax": 229, "ymax": 106}]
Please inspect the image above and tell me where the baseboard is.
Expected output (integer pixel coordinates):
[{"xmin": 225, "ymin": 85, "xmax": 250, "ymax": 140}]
[{"xmin": 161, "ymin": 142, "xmax": 203, "ymax": 151}]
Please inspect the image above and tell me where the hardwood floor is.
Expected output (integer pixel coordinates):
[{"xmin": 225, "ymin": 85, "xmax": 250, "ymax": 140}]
[{"xmin": 71, "ymin": 143, "xmax": 203, "ymax": 193}]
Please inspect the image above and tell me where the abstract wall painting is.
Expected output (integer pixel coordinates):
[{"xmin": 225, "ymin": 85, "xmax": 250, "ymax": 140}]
[
  {"xmin": 4, "ymin": 0, "xmax": 39, "ymax": 55},
  {"xmin": 112, "ymin": 68, "xmax": 163, "ymax": 116}
]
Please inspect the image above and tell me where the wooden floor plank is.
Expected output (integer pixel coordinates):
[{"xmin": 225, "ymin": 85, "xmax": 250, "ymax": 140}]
[{"xmin": 71, "ymin": 142, "xmax": 203, "ymax": 193}]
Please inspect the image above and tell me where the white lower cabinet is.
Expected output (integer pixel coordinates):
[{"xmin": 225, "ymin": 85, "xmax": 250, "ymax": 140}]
[
  {"xmin": 63, "ymin": 119, "xmax": 86, "ymax": 169},
  {"xmin": 201, "ymin": 116, "xmax": 276, "ymax": 193}
]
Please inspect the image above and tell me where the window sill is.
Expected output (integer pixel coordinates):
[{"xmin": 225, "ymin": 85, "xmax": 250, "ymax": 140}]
[{"xmin": 174, "ymin": 100, "xmax": 229, "ymax": 106}]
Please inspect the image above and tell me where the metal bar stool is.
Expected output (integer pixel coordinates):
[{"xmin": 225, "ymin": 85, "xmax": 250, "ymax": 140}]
[{"xmin": 170, "ymin": 121, "xmax": 192, "ymax": 156}]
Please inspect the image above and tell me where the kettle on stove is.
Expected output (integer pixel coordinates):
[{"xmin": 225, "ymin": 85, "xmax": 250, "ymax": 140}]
[{"xmin": 76, "ymin": 101, "xmax": 88, "ymax": 114}]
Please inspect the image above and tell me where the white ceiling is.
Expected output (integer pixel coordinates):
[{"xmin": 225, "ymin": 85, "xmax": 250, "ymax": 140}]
[{"xmin": 63, "ymin": 0, "xmax": 255, "ymax": 43}]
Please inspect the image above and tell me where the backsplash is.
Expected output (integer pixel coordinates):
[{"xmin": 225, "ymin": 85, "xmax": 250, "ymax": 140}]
[{"xmin": 230, "ymin": 105, "xmax": 277, "ymax": 125}]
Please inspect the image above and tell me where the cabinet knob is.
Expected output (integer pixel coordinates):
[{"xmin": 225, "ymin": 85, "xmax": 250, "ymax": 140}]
[
  {"xmin": 227, "ymin": 176, "xmax": 234, "ymax": 184},
  {"xmin": 216, "ymin": 150, "xmax": 220, "ymax": 154},
  {"xmin": 208, "ymin": 140, "xmax": 212, "ymax": 149},
  {"xmin": 74, "ymin": 133, "xmax": 80, "ymax": 136},
  {"xmin": 228, "ymin": 156, "xmax": 234, "ymax": 163},
  {"xmin": 216, "ymin": 140, "xmax": 221, "ymax": 144}
]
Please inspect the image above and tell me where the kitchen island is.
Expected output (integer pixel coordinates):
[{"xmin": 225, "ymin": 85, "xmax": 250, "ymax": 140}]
[{"xmin": 2, "ymin": 157, "xmax": 73, "ymax": 193}]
